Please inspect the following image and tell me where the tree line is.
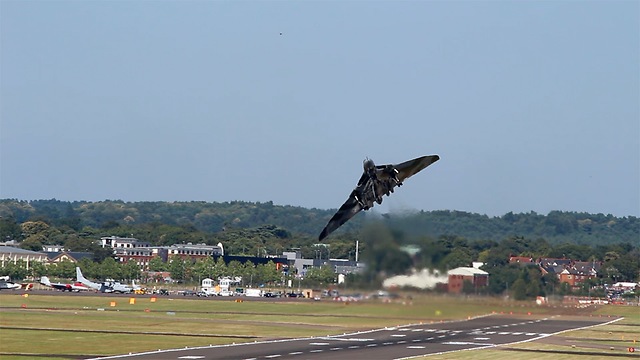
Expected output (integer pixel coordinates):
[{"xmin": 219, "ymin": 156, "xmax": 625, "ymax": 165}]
[{"xmin": 1, "ymin": 199, "xmax": 637, "ymax": 245}]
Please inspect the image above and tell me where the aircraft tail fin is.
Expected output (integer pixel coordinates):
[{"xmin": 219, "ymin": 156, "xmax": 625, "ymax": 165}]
[
  {"xmin": 76, "ymin": 267, "xmax": 87, "ymax": 283},
  {"xmin": 40, "ymin": 276, "xmax": 50, "ymax": 286}
]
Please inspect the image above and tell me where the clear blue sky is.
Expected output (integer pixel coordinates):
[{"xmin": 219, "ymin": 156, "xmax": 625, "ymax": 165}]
[{"xmin": 1, "ymin": 1, "xmax": 638, "ymax": 217}]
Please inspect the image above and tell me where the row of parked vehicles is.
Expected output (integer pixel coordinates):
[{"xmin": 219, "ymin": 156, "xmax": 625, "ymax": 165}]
[
  {"xmin": 263, "ymin": 291, "xmax": 304, "ymax": 298},
  {"xmin": 179, "ymin": 289, "xmax": 236, "ymax": 297}
]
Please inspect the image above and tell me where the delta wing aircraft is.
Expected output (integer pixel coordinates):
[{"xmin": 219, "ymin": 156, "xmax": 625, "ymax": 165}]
[{"xmin": 319, "ymin": 155, "xmax": 440, "ymax": 241}]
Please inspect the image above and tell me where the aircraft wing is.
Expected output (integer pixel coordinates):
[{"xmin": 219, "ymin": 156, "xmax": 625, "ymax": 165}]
[
  {"xmin": 318, "ymin": 191, "xmax": 364, "ymax": 241},
  {"xmin": 51, "ymin": 283, "xmax": 70, "ymax": 291},
  {"xmin": 392, "ymin": 155, "xmax": 440, "ymax": 183},
  {"xmin": 319, "ymin": 155, "xmax": 440, "ymax": 241},
  {"xmin": 71, "ymin": 283, "xmax": 90, "ymax": 291}
]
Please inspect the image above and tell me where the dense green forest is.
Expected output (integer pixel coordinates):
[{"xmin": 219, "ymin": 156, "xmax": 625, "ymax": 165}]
[
  {"xmin": 0, "ymin": 199, "xmax": 638, "ymax": 296},
  {"xmin": 1, "ymin": 199, "xmax": 637, "ymax": 245}
]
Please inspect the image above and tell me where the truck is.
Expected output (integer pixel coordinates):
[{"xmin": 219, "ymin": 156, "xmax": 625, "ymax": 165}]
[{"xmin": 245, "ymin": 288, "xmax": 262, "ymax": 297}]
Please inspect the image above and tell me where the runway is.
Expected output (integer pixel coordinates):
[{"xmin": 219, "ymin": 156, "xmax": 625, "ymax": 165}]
[{"xmin": 87, "ymin": 314, "xmax": 621, "ymax": 360}]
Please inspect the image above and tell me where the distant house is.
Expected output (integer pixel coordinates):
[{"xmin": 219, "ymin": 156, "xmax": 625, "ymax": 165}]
[
  {"xmin": 509, "ymin": 256, "xmax": 534, "ymax": 265},
  {"xmin": 447, "ymin": 267, "xmax": 489, "ymax": 294},
  {"xmin": 557, "ymin": 262, "xmax": 600, "ymax": 287},
  {"xmin": 539, "ymin": 258, "xmax": 572, "ymax": 268},
  {"xmin": 98, "ymin": 236, "xmax": 151, "ymax": 249},
  {"xmin": 44, "ymin": 251, "xmax": 93, "ymax": 264},
  {"xmin": 538, "ymin": 258, "xmax": 600, "ymax": 287},
  {"xmin": 42, "ymin": 244, "xmax": 66, "ymax": 252}
]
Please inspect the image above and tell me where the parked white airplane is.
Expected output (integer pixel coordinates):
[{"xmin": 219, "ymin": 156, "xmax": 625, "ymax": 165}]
[
  {"xmin": 75, "ymin": 267, "xmax": 133, "ymax": 293},
  {"xmin": 0, "ymin": 277, "xmax": 22, "ymax": 290},
  {"xmin": 0, "ymin": 276, "xmax": 33, "ymax": 291}
]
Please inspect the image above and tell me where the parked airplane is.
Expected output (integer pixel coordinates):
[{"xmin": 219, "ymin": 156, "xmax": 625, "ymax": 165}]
[
  {"xmin": 0, "ymin": 276, "xmax": 32, "ymax": 290},
  {"xmin": 40, "ymin": 276, "xmax": 90, "ymax": 292},
  {"xmin": 75, "ymin": 267, "xmax": 133, "ymax": 293},
  {"xmin": 0, "ymin": 277, "xmax": 22, "ymax": 290}
]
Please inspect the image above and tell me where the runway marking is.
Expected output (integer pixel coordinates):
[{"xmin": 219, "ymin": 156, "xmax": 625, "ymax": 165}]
[
  {"xmin": 309, "ymin": 342, "xmax": 329, "ymax": 345},
  {"xmin": 265, "ymin": 355, "xmax": 281, "ymax": 359},
  {"xmin": 444, "ymin": 341, "xmax": 496, "ymax": 346},
  {"xmin": 391, "ymin": 334, "xmax": 406, "ymax": 337},
  {"xmin": 309, "ymin": 349, "xmax": 323, "ymax": 353},
  {"xmin": 320, "ymin": 337, "xmax": 374, "ymax": 342},
  {"xmin": 348, "ymin": 345, "xmax": 360, "ymax": 349},
  {"xmin": 397, "ymin": 341, "xmax": 407, "ymax": 344},
  {"xmin": 511, "ymin": 332, "xmax": 523, "ymax": 335},
  {"xmin": 394, "ymin": 317, "xmax": 625, "ymax": 360},
  {"xmin": 178, "ymin": 357, "xmax": 205, "ymax": 359},
  {"xmin": 474, "ymin": 337, "xmax": 490, "ymax": 340},
  {"xmin": 383, "ymin": 342, "xmax": 393, "ymax": 345},
  {"xmin": 288, "ymin": 352, "xmax": 302, "ymax": 355},
  {"xmin": 366, "ymin": 344, "xmax": 377, "ymax": 347},
  {"xmin": 525, "ymin": 332, "xmax": 536, "ymax": 336},
  {"xmin": 407, "ymin": 346, "xmax": 425, "ymax": 349}
]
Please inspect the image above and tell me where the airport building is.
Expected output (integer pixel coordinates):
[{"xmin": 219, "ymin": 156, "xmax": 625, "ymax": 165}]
[
  {"xmin": 0, "ymin": 246, "xmax": 49, "ymax": 269},
  {"xmin": 447, "ymin": 267, "xmax": 489, "ymax": 294},
  {"xmin": 94, "ymin": 236, "xmax": 224, "ymax": 269}
]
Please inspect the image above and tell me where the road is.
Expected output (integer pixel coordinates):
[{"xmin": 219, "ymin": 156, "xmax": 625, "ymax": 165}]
[{"xmin": 87, "ymin": 314, "xmax": 620, "ymax": 360}]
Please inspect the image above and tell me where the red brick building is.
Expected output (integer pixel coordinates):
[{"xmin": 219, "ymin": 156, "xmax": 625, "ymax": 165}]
[{"xmin": 447, "ymin": 267, "xmax": 489, "ymax": 293}]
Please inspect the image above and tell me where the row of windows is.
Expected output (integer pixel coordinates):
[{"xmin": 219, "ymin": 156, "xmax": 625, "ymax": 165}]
[
  {"xmin": 114, "ymin": 243, "xmax": 150, "ymax": 248},
  {"xmin": 169, "ymin": 250, "xmax": 214, "ymax": 255},
  {"xmin": 117, "ymin": 251, "xmax": 152, "ymax": 256}
]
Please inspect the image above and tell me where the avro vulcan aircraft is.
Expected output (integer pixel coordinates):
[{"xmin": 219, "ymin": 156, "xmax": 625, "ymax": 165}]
[{"xmin": 319, "ymin": 155, "xmax": 440, "ymax": 241}]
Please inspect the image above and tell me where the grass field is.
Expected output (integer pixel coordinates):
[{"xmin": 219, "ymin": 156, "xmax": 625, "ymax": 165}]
[{"xmin": 0, "ymin": 292, "xmax": 637, "ymax": 360}]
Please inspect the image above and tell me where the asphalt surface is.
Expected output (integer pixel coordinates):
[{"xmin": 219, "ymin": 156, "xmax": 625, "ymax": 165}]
[{"xmin": 86, "ymin": 314, "xmax": 620, "ymax": 360}]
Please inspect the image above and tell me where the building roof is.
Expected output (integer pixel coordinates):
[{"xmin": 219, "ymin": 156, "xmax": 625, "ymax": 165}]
[
  {"xmin": 44, "ymin": 251, "xmax": 94, "ymax": 262},
  {"xmin": 539, "ymin": 258, "xmax": 572, "ymax": 267},
  {"xmin": 447, "ymin": 267, "xmax": 489, "ymax": 276},
  {"xmin": 0, "ymin": 246, "xmax": 46, "ymax": 255}
]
